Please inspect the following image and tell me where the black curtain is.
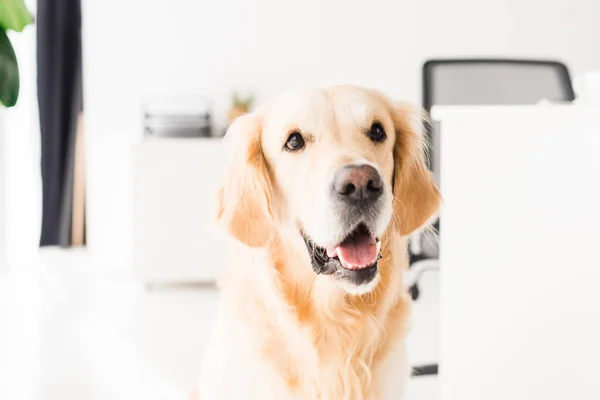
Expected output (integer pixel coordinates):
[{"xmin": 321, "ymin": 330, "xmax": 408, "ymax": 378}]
[{"xmin": 36, "ymin": 0, "xmax": 83, "ymax": 246}]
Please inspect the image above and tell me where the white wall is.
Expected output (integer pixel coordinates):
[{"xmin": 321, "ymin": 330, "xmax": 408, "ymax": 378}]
[
  {"xmin": 0, "ymin": 111, "xmax": 5, "ymax": 269},
  {"xmin": 1, "ymin": 0, "xmax": 42, "ymax": 268},
  {"xmin": 82, "ymin": 0, "xmax": 600, "ymax": 268}
]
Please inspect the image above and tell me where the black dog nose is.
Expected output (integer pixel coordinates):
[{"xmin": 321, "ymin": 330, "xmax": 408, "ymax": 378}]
[{"xmin": 332, "ymin": 164, "xmax": 383, "ymax": 205}]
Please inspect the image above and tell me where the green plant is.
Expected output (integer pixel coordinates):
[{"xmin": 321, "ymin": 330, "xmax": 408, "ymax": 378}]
[
  {"xmin": 0, "ymin": 0, "xmax": 33, "ymax": 107},
  {"xmin": 232, "ymin": 92, "xmax": 254, "ymax": 111}
]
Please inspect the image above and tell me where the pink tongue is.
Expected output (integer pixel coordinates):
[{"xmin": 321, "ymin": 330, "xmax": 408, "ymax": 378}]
[{"xmin": 331, "ymin": 234, "xmax": 377, "ymax": 269}]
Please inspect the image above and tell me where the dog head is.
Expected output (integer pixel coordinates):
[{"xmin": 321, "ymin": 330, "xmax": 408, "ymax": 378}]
[{"xmin": 217, "ymin": 86, "xmax": 440, "ymax": 294}]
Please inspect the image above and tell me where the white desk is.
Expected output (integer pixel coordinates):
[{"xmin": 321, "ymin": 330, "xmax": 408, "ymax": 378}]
[{"xmin": 434, "ymin": 106, "xmax": 600, "ymax": 400}]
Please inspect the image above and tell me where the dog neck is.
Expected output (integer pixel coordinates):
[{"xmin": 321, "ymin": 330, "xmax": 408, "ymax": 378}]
[{"xmin": 258, "ymin": 231, "xmax": 412, "ymax": 399}]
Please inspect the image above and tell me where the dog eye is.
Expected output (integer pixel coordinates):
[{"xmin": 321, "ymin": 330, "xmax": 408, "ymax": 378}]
[
  {"xmin": 368, "ymin": 123, "xmax": 386, "ymax": 143},
  {"xmin": 284, "ymin": 132, "xmax": 305, "ymax": 151}
]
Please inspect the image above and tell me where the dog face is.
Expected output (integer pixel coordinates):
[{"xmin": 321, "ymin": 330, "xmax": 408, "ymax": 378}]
[{"xmin": 217, "ymin": 86, "xmax": 440, "ymax": 294}]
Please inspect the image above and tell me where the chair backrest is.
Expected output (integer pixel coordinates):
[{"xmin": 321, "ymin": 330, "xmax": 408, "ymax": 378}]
[{"xmin": 423, "ymin": 59, "xmax": 575, "ymax": 110}]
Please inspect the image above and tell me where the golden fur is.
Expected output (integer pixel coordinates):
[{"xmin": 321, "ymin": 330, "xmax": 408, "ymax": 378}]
[{"xmin": 198, "ymin": 86, "xmax": 440, "ymax": 400}]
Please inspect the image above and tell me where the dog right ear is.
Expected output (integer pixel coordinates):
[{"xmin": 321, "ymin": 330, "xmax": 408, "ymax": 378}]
[{"xmin": 216, "ymin": 114, "xmax": 274, "ymax": 248}]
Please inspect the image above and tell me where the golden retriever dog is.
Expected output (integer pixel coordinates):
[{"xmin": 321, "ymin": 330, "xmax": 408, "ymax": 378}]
[{"xmin": 197, "ymin": 85, "xmax": 440, "ymax": 400}]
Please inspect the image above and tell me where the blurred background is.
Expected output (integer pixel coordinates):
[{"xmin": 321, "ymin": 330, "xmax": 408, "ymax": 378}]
[{"xmin": 1, "ymin": 0, "xmax": 599, "ymax": 399}]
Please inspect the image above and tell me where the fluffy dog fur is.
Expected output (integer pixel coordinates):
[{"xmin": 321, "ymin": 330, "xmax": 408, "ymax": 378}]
[{"xmin": 196, "ymin": 86, "xmax": 440, "ymax": 400}]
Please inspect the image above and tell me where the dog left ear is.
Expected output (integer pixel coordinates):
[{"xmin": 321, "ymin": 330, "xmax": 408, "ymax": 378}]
[
  {"xmin": 388, "ymin": 102, "xmax": 441, "ymax": 236},
  {"xmin": 216, "ymin": 114, "xmax": 274, "ymax": 247}
]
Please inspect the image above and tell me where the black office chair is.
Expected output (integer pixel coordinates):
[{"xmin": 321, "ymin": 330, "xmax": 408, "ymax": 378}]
[{"xmin": 409, "ymin": 58, "xmax": 576, "ymax": 376}]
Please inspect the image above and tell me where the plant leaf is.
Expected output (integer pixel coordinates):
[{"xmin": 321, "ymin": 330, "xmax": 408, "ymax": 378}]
[
  {"xmin": 0, "ymin": 30, "xmax": 19, "ymax": 107},
  {"xmin": 0, "ymin": 0, "xmax": 33, "ymax": 32}
]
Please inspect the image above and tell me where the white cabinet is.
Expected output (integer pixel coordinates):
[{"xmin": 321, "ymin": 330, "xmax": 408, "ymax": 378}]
[
  {"xmin": 435, "ymin": 105, "xmax": 600, "ymax": 400},
  {"xmin": 133, "ymin": 138, "xmax": 228, "ymax": 284}
]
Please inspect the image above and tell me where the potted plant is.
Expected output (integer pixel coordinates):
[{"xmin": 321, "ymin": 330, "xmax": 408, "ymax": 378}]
[
  {"xmin": 0, "ymin": 0, "xmax": 33, "ymax": 107},
  {"xmin": 227, "ymin": 92, "xmax": 254, "ymax": 125}
]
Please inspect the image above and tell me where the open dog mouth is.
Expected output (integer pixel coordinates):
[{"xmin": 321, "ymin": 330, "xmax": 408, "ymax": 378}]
[{"xmin": 302, "ymin": 223, "xmax": 382, "ymax": 286}]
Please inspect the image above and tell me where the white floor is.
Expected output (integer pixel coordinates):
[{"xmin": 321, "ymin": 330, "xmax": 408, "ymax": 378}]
[{"xmin": 0, "ymin": 250, "xmax": 439, "ymax": 400}]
